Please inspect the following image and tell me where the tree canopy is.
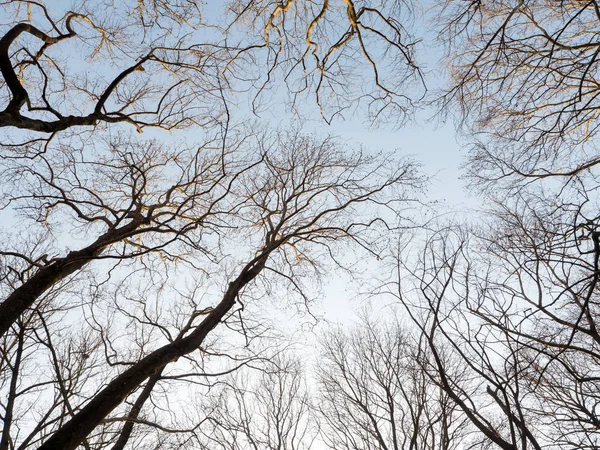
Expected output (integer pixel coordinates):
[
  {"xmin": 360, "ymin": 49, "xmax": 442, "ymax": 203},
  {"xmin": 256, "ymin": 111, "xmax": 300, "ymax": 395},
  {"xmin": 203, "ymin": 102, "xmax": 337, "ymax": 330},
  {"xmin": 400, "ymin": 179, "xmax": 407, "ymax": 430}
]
[{"xmin": 4, "ymin": 1, "xmax": 600, "ymax": 450}]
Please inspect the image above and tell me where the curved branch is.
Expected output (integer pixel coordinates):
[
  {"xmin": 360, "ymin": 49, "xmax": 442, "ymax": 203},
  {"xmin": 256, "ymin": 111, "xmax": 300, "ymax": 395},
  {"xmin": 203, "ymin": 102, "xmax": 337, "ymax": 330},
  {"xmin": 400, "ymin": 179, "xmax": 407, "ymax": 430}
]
[
  {"xmin": 36, "ymin": 249, "xmax": 271, "ymax": 450},
  {"xmin": 0, "ymin": 22, "xmax": 75, "ymax": 113}
]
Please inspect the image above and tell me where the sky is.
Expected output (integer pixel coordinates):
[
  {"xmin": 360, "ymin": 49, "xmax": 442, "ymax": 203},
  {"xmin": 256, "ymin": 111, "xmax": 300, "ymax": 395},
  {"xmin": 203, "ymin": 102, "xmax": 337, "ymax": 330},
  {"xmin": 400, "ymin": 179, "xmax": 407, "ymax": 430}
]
[
  {"xmin": 0, "ymin": 0, "xmax": 479, "ymax": 344},
  {"xmin": 1, "ymin": 2, "xmax": 481, "ymax": 447},
  {"xmin": 23, "ymin": 0, "xmax": 473, "ymax": 210},
  {"xmin": 4, "ymin": 0, "xmax": 481, "ymax": 336}
]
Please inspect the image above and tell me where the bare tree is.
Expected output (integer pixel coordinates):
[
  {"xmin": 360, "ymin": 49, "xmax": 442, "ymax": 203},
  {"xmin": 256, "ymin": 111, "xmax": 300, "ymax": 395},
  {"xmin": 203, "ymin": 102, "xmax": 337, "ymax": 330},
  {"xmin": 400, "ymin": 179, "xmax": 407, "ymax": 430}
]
[
  {"xmin": 393, "ymin": 186, "xmax": 600, "ymax": 449},
  {"xmin": 0, "ymin": 128, "xmax": 251, "ymax": 338},
  {"xmin": 0, "ymin": 0, "xmax": 426, "ymax": 343},
  {"xmin": 225, "ymin": 0, "xmax": 425, "ymax": 124},
  {"xmin": 0, "ymin": 3, "xmax": 427, "ymax": 449},
  {"xmin": 471, "ymin": 191, "xmax": 600, "ymax": 450},
  {"xmin": 401, "ymin": 6, "xmax": 600, "ymax": 444},
  {"xmin": 437, "ymin": 0, "xmax": 600, "ymax": 188},
  {"xmin": 0, "ymin": 0, "xmax": 423, "ymax": 140},
  {"xmin": 393, "ymin": 226, "xmax": 545, "ymax": 450},
  {"xmin": 0, "ymin": 129, "xmax": 420, "ymax": 450},
  {"xmin": 316, "ymin": 314, "xmax": 470, "ymax": 450},
  {"xmin": 199, "ymin": 354, "xmax": 317, "ymax": 450}
]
